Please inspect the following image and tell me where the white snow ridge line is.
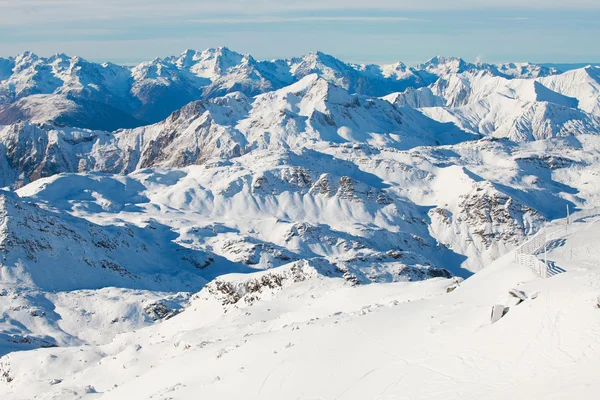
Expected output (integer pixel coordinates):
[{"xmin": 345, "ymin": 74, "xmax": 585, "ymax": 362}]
[{"xmin": 0, "ymin": 50, "xmax": 600, "ymax": 400}]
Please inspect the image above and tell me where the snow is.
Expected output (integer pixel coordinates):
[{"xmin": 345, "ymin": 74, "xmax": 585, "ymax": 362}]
[
  {"xmin": 0, "ymin": 49, "xmax": 565, "ymax": 131},
  {"xmin": 2, "ymin": 212, "xmax": 600, "ymax": 399},
  {"xmin": 0, "ymin": 125, "xmax": 598, "ymax": 374},
  {"xmin": 0, "ymin": 76, "xmax": 475, "ymax": 189},
  {"xmin": 539, "ymin": 66, "xmax": 600, "ymax": 115},
  {"xmin": 0, "ymin": 49, "xmax": 599, "ymax": 399},
  {"xmin": 386, "ymin": 68, "xmax": 600, "ymax": 141}
]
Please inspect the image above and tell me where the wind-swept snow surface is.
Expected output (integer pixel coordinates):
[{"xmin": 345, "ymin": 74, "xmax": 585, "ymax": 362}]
[{"xmin": 2, "ymin": 212, "xmax": 600, "ymax": 399}]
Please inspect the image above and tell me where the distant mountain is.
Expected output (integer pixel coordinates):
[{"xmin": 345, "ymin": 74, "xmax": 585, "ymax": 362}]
[
  {"xmin": 0, "ymin": 76, "xmax": 472, "ymax": 188},
  {"xmin": 415, "ymin": 56, "xmax": 558, "ymax": 79},
  {"xmin": 541, "ymin": 62, "xmax": 600, "ymax": 72},
  {"xmin": 0, "ymin": 49, "xmax": 562, "ymax": 131},
  {"xmin": 385, "ymin": 66, "xmax": 600, "ymax": 141},
  {"xmin": 0, "ymin": 94, "xmax": 146, "ymax": 131}
]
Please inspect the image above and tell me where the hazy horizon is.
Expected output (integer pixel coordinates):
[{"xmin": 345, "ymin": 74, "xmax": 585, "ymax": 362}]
[
  {"xmin": 2, "ymin": 48, "xmax": 600, "ymax": 71},
  {"xmin": 1, "ymin": 1, "xmax": 599, "ymax": 65}
]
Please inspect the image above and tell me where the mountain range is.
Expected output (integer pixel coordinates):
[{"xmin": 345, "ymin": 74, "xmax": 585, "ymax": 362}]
[
  {"xmin": 0, "ymin": 48, "xmax": 560, "ymax": 130},
  {"xmin": 1, "ymin": 48, "xmax": 600, "ymax": 399}
]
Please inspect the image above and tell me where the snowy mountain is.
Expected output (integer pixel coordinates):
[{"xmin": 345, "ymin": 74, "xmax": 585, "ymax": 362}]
[
  {"xmin": 0, "ymin": 50, "xmax": 600, "ymax": 399},
  {"xmin": 538, "ymin": 65, "xmax": 600, "ymax": 115},
  {"xmin": 0, "ymin": 94, "xmax": 146, "ymax": 131},
  {"xmin": 0, "ymin": 49, "xmax": 562, "ymax": 131},
  {"xmin": 386, "ymin": 67, "xmax": 600, "ymax": 141},
  {"xmin": 416, "ymin": 55, "xmax": 558, "ymax": 79},
  {"xmin": 0, "ymin": 76, "xmax": 472, "ymax": 188},
  {"xmin": 2, "ymin": 103, "xmax": 600, "ymax": 361}
]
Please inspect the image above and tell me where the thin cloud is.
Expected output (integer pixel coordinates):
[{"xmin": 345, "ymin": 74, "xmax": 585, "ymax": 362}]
[
  {"xmin": 491, "ymin": 17, "xmax": 532, "ymax": 21},
  {"xmin": 187, "ymin": 16, "xmax": 426, "ymax": 24},
  {"xmin": 1, "ymin": 1, "xmax": 600, "ymax": 26}
]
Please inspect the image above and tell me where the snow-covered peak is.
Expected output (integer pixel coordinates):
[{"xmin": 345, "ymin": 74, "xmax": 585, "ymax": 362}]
[
  {"xmin": 173, "ymin": 48, "xmax": 199, "ymax": 68},
  {"xmin": 169, "ymin": 47, "xmax": 247, "ymax": 79},
  {"xmin": 45, "ymin": 53, "xmax": 70, "ymax": 64},
  {"xmin": 414, "ymin": 56, "xmax": 557, "ymax": 80},
  {"xmin": 387, "ymin": 65, "xmax": 600, "ymax": 141},
  {"xmin": 13, "ymin": 51, "xmax": 40, "ymax": 67},
  {"xmin": 288, "ymin": 51, "xmax": 351, "ymax": 82},
  {"xmin": 0, "ymin": 48, "xmax": 576, "ymax": 131},
  {"xmin": 532, "ymin": 66, "xmax": 600, "ymax": 115},
  {"xmin": 491, "ymin": 62, "xmax": 559, "ymax": 79},
  {"xmin": 378, "ymin": 61, "xmax": 411, "ymax": 78},
  {"xmin": 248, "ymin": 74, "xmax": 355, "ymax": 120},
  {"xmin": 274, "ymin": 74, "xmax": 334, "ymax": 98},
  {"xmin": 131, "ymin": 58, "xmax": 176, "ymax": 80},
  {"xmin": 418, "ymin": 56, "xmax": 470, "ymax": 75},
  {"xmin": 297, "ymin": 51, "xmax": 345, "ymax": 68}
]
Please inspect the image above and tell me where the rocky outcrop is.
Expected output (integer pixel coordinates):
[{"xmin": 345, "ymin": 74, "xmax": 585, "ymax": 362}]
[
  {"xmin": 309, "ymin": 174, "xmax": 393, "ymax": 204},
  {"xmin": 219, "ymin": 238, "xmax": 298, "ymax": 268},
  {"xmin": 455, "ymin": 182, "xmax": 545, "ymax": 248},
  {"xmin": 201, "ymin": 260, "xmax": 339, "ymax": 308}
]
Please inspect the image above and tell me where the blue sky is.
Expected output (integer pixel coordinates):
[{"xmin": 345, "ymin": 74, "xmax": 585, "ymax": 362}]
[{"xmin": 1, "ymin": 0, "xmax": 599, "ymax": 65}]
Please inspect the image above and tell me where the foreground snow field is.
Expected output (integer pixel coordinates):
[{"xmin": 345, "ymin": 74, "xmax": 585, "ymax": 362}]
[{"xmin": 1, "ymin": 212, "xmax": 599, "ymax": 399}]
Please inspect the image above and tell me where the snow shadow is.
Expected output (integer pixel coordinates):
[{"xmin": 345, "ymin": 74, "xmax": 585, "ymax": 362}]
[
  {"xmin": 546, "ymin": 260, "xmax": 567, "ymax": 277},
  {"xmin": 287, "ymin": 149, "xmax": 390, "ymax": 189}
]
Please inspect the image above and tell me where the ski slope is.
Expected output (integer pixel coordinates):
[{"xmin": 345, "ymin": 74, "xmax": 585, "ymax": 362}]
[{"xmin": 2, "ymin": 212, "xmax": 600, "ymax": 399}]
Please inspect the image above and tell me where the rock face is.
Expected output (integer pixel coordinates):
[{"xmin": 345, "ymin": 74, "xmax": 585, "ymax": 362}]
[
  {"xmin": 429, "ymin": 179, "xmax": 546, "ymax": 271},
  {"xmin": 143, "ymin": 301, "xmax": 183, "ymax": 321},
  {"xmin": 200, "ymin": 260, "xmax": 342, "ymax": 309},
  {"xmin": 218, "ymin": 237, "xmax": 298, "ymax": 268},
  {"xmin": 456, "ymin": 182, "xmax": 545, "ymax": 248}
]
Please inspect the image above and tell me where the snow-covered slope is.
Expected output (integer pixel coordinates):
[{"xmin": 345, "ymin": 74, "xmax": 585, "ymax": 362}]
[
  {"xmin": 2, "ymin": 127, "xmax": 599, "ymax": 359},
  {"xmin": 0, "ymin": 187, "xmax": 221, "ymax": 355},
  {"xmin": 386, "ymin": 67, "xmax": 600, "ymax": 141},
  {"xmin": 0, "ymin": 190, "xmax": 216, "ymax": 292},
  {"xmin": 538, "ymin": 66, "xmax": 600, "ymax": 115},
  {"xmin": 1, "ymin": 89, "xmax": 599, "ymax": 274},
  {"xmin": 2, "ymin": 208, "xmax": 600, "ymax": 399},
  {"xmin": 0, "ymin": 157, "xmax": 452, "ymax": 355},
  {"xmin": 0, "ymin": 94, "xmax": 145, "ymax": 131}
]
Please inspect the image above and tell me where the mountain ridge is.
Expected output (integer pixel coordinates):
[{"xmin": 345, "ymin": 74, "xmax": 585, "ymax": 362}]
[{"xmin": 0, "ymin": 48, "xmax": 562, "ymax": 131}]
